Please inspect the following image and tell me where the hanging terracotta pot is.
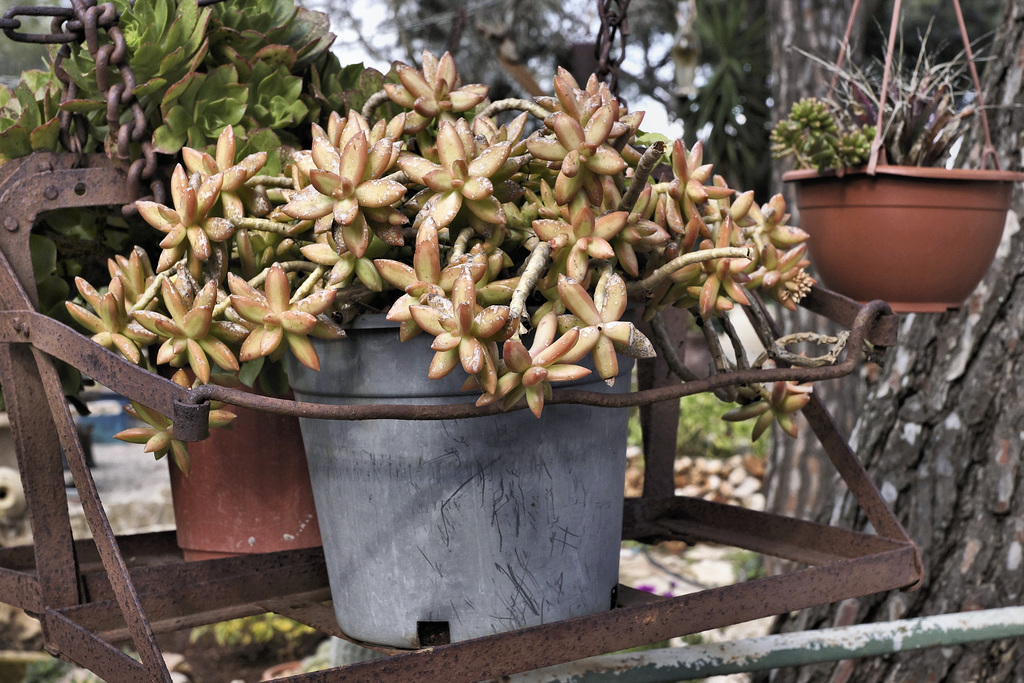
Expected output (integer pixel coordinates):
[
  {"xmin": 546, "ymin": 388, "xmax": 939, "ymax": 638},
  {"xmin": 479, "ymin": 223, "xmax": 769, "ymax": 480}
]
[
  {"xmin": 168, "ymin": 382, "xmax": 322, "ymax": 561},
  {"xmin": 784, "ymin": 165, "xmax": 1022, "ymax": 313}
]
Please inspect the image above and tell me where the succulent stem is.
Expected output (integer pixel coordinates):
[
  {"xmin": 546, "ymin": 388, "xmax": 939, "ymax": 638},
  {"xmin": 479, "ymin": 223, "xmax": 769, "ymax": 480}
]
[
  {"xmin": 128, "ymin": 266, "xmax": 178, "ymax": 314},
  {"xmin": 291, "ymin": 266, "xmax": 326, "ymax": 303},
  {"xmin": 477, "ymin": 98, "xmax": 551, "ymax": 122},
  {"xmin": 626, "ymin": 246, "xmax": 753, "ymax": 297},
  {"xmin": 698, "ymin": 317, "xmax": 738, "ymax": 402},
  {"xmin": 450, "ymin": 227, "xmax": 475, "ymax": 262},
  {"xmin": 248, "ymin": 261, "xmax": 319, "ymax": 287},
  {"xmin": 618, "ymin": 141, "xmax": 664, "ymax": 214},
  {"xmin": 231, "ymin": 216, "xmax": 306, "ymax": 237},
  {"xmin": 721, "ymin": 314, "xmax": 751, "ymax": 371},
  {"xmin": 509, "ymin": 242, "xmax": 552, "ymax": 324},
  {"xmin": 361, "ymin": 90, "xmax": 393, "ymax": 120},
  {"xmin": 246, "ymin": 175, "xmax": 296, "ymax": 189}
]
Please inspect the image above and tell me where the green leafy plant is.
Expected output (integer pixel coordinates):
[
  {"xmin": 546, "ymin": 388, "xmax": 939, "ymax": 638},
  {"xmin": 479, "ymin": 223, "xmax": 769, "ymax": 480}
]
[
  {"xmin": 770, "ymin": 97, "xmax": 875, "ymax": 171},
  {"xmin": 189, "ymin": 613, "xmax": 317, "ymax": 649},
  {"xmin": 772, "ymin": 25, "xmax": 978, "ymax": 171},
  {"xmin": 0, "ymin": 70, "xmax": 63, "ymax": 160}
]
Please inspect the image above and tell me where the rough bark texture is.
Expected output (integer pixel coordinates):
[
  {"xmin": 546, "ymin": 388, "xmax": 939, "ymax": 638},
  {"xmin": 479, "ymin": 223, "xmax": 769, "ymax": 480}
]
[
  {"xmin": 759, "ymin": 2, "xmax": 1024, "ymax": 681},
  {"xmin": 768, "ymin": 0, "xmax": 874, "ymax": 118},
  {"xmin": 764, "ymin": 0, "xmax": 877, "ymax": 541}
]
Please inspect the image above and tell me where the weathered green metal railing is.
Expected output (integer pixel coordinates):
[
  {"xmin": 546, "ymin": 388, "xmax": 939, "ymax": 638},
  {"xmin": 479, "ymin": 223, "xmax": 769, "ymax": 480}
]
[{"xmin": 498, "ymin": 606, "xmax": 1024, "ymax": 682}]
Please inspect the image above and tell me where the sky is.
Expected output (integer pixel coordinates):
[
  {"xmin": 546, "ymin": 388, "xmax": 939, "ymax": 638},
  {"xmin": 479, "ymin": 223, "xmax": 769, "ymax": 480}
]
[{"xmin": 320, "ymin": 0, "xmax": 685, "ymax": 139}]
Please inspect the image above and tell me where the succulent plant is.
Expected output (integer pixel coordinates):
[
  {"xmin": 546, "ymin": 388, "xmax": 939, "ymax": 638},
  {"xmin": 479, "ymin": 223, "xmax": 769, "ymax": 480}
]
[
  {"xmin": 46, "ymin": 35, "xmax": 824, "ymax": 472},
  {"xmin": 383, "ymin": 51, "xmax": 489, "ymax": 134},
  {"xmin": 773, "ymin": 30, "xmax": 977, "ymax": 171},
  {"xmin": 152, "ymin": 64, "xmax": 250, "ymax": 155},
  {"xmin": 114, "ymin": 369, "xmax": 237, "ymax": 475},
  {"xmin": 770, "ymin": 97, "xmax": 875, "ymax": 171},
  {"xmin": 0, "ymin": 71, "xmax": 63, "ymax": 161},
  {"xmin": 723, "ymin": 375, "xmax": 813, "ymax": 441}
]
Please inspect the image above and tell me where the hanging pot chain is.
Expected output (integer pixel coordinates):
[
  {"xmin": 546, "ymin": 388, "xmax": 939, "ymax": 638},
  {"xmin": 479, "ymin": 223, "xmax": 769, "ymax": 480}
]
[
  {"xmin": 1, "ymin": 0, "xmax": 224, "ymax": 211},
  {"xmin": 595, "ymin": 0, "xmax": 631, "ymax": 98}
]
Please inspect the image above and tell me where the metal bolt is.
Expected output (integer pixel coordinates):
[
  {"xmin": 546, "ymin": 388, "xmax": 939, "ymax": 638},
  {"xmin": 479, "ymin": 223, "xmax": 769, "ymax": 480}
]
[
  {"xmin": 3, "ymin": 217, "xmax": 17, "ymax": 232},
  {"xmin": 44, "ymin": 186, "xmax": 58, "ymax": 201}
]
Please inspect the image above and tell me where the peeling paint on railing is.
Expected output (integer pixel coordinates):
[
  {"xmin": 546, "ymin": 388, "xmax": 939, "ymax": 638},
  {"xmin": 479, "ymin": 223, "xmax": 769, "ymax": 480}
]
[{"xmin": 494, "ymin": 606, "xmax": 1024, "ymax": 682}]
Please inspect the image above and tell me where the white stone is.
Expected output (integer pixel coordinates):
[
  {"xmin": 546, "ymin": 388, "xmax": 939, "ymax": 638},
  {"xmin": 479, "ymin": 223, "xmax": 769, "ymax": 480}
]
[
  {"xmin": 733, "ymin": 476, "xmax": 761, "ymax": 501},
  {"xmin": 704, "ymin": 458, "xmax": 724, "ymax": 475},
  {"xmin": 676, "ymin": 484, "xmax": 703, "ymax": 498},
  {"xmin": 727, "ymin": 466, "xmax": 747, "ymax": 487},
  {"xmin": 743, "ymin": 492, "xmax": 766, "ymax": 511}
]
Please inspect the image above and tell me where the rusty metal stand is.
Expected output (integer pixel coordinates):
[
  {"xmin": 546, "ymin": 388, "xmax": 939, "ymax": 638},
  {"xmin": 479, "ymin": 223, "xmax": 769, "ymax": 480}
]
[{"xmin": 0, "ymin": 152, "xmax": 922, "ymax": 682}]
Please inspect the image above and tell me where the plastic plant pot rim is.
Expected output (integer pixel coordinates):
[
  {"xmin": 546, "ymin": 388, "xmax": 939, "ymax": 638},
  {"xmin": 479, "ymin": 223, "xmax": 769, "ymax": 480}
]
[{"xmin": 783, "ymin": 165, "xmax": 1024, "ymax": 184}]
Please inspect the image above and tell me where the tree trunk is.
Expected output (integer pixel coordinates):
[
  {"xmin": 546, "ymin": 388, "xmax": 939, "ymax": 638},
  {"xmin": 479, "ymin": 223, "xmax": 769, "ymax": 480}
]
[
  {"xmin": 764, "ymin": 0, "xmax": 877, "ymax": 550},
  {"xmin": 759, "ymin": 1, "xmax": 1024, "ymax": 681}
]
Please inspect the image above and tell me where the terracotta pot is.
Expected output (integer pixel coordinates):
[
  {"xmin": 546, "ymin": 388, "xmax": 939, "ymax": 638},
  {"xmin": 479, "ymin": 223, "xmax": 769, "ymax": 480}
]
[
  {"xmin": 168, "ymin": 384, "xmax": 322, "ymax": 561},
  {"xmin": 784, "ymin": 165, "xmax": 1024, "ymax": 313}
]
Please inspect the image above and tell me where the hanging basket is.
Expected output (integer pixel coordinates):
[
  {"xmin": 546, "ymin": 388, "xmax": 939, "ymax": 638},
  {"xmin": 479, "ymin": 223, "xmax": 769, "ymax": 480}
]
[
  {"xmin": 784, "ymin": 165, "xmax": 1022, "ymax": 312},
  {"xmin": 785, "ymin": 0, "xmax": 1024, "ymax": 312}
]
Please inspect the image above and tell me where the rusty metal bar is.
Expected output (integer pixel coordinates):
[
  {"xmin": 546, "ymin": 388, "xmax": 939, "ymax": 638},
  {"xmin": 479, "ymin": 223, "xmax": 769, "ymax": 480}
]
[
  {"xmin": 0, "ymin": 152, "xmax": 920, "ymax": 683},
  {"xmin": 174, "ymin": 298, "xmax": 893, "ymax": 426},
  {"xmin": 264, "ymin": 547, "xmax": 919, "ymax": 682},
  {"xmin": 71, "ymin": 549, "xmax": 331, "ymax": 640},
  {"xmin": 0, "ymin": 345, "xmax": 80, "ymax": 611},
  {"xmin": 623, "ymin": 496, "xmax": 906, "ymax": 566},
  {"xmin": 32, "ymin": 344, "xmax": 170, "ymax": 680},
  {"xmin": 0, "ymin": 299, "xmax": 888, "ymax": 435},
  {"xmin": 746, "ymin": 291, "xmax": 920, "ymax": 564},
  {"xmin": 0, "ymin": 564, "xmax": 41, "ymax": 611},
  {"xmin": 802, "ymin": 395, "xmax": 916, "ymax": 549},
  {"xmin": 0, "ymin": 310, "xmax": 194, "ymax": 426},
  {"xmin": 0, "ymin": 153, "xmax": 139, "ymax": 310},
  {"xmin": 43, "ymin": 610, "xmax": 150, "ymax": 681},
  {"xmin": 799, "ymin": 285, "xmax": 898, "ymax": 346}
]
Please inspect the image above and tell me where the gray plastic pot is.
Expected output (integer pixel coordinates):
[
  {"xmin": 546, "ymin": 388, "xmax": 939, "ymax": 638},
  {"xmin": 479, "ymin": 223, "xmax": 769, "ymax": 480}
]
[{"xmin": 286, "ymin": 315, "xmax": 633, "ymax": 648}]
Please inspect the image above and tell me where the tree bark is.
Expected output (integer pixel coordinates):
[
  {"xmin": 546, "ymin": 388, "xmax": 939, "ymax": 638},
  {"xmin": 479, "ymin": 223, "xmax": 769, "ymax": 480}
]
[
  {"xmin": 764, "ymin": 0, "xmax": 876, "ymax": 550},
  {"xmin": 760, "ymin": 1, "xmax": 1024, "ymax": 681}
]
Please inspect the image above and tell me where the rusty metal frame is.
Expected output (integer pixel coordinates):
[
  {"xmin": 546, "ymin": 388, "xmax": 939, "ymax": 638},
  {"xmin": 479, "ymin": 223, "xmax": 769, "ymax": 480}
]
[{"xmin": 0, "ymin": 152, "xmax": 922, "ymax": 682}]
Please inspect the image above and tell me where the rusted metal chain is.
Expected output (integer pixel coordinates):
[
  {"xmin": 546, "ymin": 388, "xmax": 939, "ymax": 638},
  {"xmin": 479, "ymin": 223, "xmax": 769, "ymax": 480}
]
[
  {"xmin": 1, "ymin": 0, "xmax": 226, "ymax": 212},
  {"xmin": 595, "ymin": 0, "xmax": 631, "ymax": 97}
]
